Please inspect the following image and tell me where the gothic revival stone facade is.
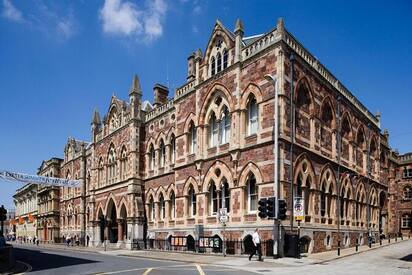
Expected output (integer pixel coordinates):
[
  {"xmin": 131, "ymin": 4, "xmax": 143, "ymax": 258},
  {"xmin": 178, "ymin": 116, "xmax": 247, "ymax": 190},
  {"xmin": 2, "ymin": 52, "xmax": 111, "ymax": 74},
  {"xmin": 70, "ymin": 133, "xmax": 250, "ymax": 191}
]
[{"xmin": 29, "ymin": 18, "xmax": 411, "ymax": 253}]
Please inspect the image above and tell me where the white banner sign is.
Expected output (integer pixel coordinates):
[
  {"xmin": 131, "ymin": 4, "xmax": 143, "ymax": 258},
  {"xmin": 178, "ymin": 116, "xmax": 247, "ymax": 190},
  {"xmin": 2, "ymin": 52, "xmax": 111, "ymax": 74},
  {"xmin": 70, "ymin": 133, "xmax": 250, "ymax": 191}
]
[
  {"xmin": 0, "ymin": 170, "xmax": 81, "ymax": 187},
  {"xmin": 294, "ymin": 197, "xmax": 304, "ymax": 221}
]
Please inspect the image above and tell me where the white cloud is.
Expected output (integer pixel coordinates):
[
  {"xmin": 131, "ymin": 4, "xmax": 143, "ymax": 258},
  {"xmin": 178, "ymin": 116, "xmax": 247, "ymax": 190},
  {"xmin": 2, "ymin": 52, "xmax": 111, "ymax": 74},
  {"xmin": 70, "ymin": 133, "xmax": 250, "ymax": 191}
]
[
  {"xmin": 2, "ymin": 0, "xmax": 23, "ymax": 22},
  {"xmin": 100, "ymin": 0, "xmax": 167, "ymax": 42},
  {"xmin": 56, "ymin": 18, "xmax": 75, "ymax": 40}
]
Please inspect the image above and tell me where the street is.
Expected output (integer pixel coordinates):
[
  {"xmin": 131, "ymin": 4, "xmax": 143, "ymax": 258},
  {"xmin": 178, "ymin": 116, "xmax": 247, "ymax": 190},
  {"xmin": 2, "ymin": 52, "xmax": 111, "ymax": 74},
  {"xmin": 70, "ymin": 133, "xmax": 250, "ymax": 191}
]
[{"xmin": 9, "ymin": 240, "xmax": 412, "ymax": 275}]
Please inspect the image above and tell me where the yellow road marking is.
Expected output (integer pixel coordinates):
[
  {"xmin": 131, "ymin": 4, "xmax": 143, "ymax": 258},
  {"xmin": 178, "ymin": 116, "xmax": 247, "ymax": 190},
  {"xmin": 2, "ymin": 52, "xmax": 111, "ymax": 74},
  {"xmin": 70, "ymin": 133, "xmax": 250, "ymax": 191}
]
[
  {"xmin": 142, "ymin": 268, "xmax": 153, "ymax": 275},
  {"xmin": 195, "ymin": 264, "xmax": 205, "ymax": 275}
]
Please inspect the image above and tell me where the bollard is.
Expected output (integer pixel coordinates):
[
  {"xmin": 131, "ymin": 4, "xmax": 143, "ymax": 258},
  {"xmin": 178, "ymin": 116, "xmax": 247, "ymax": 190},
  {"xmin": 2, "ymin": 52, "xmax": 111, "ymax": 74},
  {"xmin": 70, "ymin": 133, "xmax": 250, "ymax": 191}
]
[
  {"xmin": 401, "ymin": 235, "xmax": 403, "ymax": 241},
  {"xmin": 395, "ymin": 235, "xmax": 397, "ymax": 242},
  {"xmin": 380, "ymin": 238, "xmax": 382, "ymax": 246},
  {"xmin": 388, "ymin": 237, "xmax": 391, "ymax": 243},
  {"xmin": 356, "ymin": 240, "xmax": 359, "ymax": 252},
  {"xmin": 337, "ymin": 240, "xmax": 341, "ymax": 256}
]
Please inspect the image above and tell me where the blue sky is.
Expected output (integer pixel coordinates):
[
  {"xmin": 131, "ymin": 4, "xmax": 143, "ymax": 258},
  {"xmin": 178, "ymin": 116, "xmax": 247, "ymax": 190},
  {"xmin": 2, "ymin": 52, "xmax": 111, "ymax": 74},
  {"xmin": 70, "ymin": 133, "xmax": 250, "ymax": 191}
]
[{"xmin": 1, "ymin": 0, "xmax": 411, "ymax": 209}]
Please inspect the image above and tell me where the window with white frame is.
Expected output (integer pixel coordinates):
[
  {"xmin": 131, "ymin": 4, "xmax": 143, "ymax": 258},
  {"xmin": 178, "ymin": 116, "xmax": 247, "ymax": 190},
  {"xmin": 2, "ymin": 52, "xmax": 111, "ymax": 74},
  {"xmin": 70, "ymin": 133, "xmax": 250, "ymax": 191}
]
[
  {"xmin": 247, "ymin": 96, "xmax": 258, "ymax": 135},
  {"xmin": 159, "ymin": 194, "xmax": 165, "ymax": 220},
  {"xmin": 188, "ymin": 122, "xmax": 197, "ymax": 154},
  {"xmin": 209, "ymin": 113, "xmax": 218, "ymax": 147},
  {"xmin": 401, "ymin": 214, "xmax": 411, "ymax": 228},
  {"xmin": 170, "ymin": 191, "xmax": 176, "ymax": 219},
  {"xmin": 188, "ymin": 187, "xmax": 196, "ymax": 217},
  {"xmin": 403, "ymin": 168, "xmax": 412, "ymax": 179},
  {"xmin": 220, "ymin": 106, "xmax": 231, "ymax": 144},
  {"xmin": 223, "ymin": 49, "xmax": 228, "ymax": 69},
  {"xmin": 247, "ymin": 173, "xmax": 258, "ymax": 212}
]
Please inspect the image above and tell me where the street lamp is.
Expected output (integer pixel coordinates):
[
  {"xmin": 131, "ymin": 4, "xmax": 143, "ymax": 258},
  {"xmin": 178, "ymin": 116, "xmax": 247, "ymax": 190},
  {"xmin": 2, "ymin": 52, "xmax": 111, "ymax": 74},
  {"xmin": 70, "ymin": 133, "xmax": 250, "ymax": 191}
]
[{"xmin": 264, "ymin": 74, "xmax": 280, "ymax": 258}]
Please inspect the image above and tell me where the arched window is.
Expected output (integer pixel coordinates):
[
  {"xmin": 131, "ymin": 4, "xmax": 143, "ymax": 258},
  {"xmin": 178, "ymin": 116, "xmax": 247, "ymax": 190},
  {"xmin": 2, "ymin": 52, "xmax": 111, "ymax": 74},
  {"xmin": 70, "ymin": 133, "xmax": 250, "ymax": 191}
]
[
  {"xmin": 148, "ymin": 196, "xmax": 155, "ymax": 221},
  {"xmin": 209, "ymin": 181, "xmax": 218, "ymax": 215},
  {"xmin": 159, "ymin": 139, "xmax": 165, "ymax": 168},
  {"xmin": 159, "ymin": 194, "xmax": 165, "ymax": 220},
  {"xmin": 188, "ymin": 122, "xmax": 197, "ymax": 154},
  {"xmin": 170, "ymin": 135, "xmax": 176, "ymax": 164},
  {"xmin": 404, "ymin": 186, "xmax": 412, "ymax": 200},
  {"xmin": 211, "ymin": 57, "xmax": 216, "ymax": 76},
  {"xmin": 401, "ymin": 214, "xmax": 411, "ymax": 228},
  {"xmin": 98, "ymin": 158, "xmax": 104, "ymax": 187},
  {"xmin": 320, "ymin": 182, "xmax": 327, "ymax": 218},
  {"xmin": 170, "ymin": 191, "xmax": 176, "ymax": 219},
  {"xmin": 247, "ymin": 96, "xmax": 258, "ymax": 135},
  {"xmin": 220, "ymin": 106, "xmax": 231, "ymax": 144},
  {"xmin": 149, "ymin": 144, "xmax": 155, "ymax": 170},
  {"xmin": 107, "ymin": 145, "xmax": 116, "ymax": 183},
  {"xmin": 247, "ymin": 173, "xmax": 258, "ymax": 212},
  {"xmin": 321, "ymin": 101, "xmax": 333, "ymax": 128},
  {"xmin": 223, "ymin": 49, "xmax": 228, "ymax": 69},
  {"xmin": 222, "ymin": 179, "xmax": 230, "ymax": 213},
  {"xmin": 120, "ymin": 147, "xmax": 127, "ymax": 180},
  {"xmin": 217, "ymin": 53, "xmax": 222, "ymax": 73},
  {"xmin": 209, "ymin": 113, "xmax": 218, "ymax": 147},
  {"xmin": 296, "ymin": 173, "xmax": 303, "ymax": 197},
  {"xmin": 188, "ymin": 186, "xmax": 196, "ymax": 217}
]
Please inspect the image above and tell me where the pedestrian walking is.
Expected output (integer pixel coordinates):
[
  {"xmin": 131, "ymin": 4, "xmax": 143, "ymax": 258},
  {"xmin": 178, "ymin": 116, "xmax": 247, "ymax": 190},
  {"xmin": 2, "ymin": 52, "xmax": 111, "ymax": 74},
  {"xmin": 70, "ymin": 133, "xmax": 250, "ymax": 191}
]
[{"xmin": 249, "ymin": 228, "xmax": 262, "ymax": 261}]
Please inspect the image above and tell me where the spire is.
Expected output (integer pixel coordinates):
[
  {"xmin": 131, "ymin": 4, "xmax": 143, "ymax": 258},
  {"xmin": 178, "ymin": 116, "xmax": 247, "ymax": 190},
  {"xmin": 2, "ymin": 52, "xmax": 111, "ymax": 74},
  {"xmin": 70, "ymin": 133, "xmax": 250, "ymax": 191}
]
[
  {"xmin": 129, "ymin": 74, "xmax": 142, "ymax": 96},
  {"xmin": 277, "ymin": 17, "xmax": 285, "ymax": 33},
  {"xmin": 234, "ymin": 18, "xmax": 244, "ymax": 35},
  {"xmin": 91, "ymin": 108, "xmax": 101, "ymax": 125},
  {"xmin": 195, "ymin": 48, "xmax": 202, "ymax": 60}
]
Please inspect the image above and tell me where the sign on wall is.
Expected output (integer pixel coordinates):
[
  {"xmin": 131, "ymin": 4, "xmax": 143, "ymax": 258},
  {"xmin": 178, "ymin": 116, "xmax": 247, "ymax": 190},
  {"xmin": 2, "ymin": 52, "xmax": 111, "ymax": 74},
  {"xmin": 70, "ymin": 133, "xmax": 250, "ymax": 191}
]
[
  {"xmin": 294, "ymin": 197, "xmax": 304, "ymax": 221},
  {"xmin": 0, "ymin": 170, "xmax": 81, "ymax": 187}
]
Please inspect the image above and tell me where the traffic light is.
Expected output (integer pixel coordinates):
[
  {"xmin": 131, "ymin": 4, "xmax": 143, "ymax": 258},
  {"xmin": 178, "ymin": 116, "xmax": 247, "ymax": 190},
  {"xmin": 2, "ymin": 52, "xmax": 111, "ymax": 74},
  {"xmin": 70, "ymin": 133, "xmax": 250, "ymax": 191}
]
[
  {"xmin": 267, "ymin": 197, "xmax": 276, "ymax": 218},
  {"xmin": 258, "ymin": 198, "xmax": 268, "ymax": 218},
  {"xmin": 0, "ymin": 205, "xmax": 7, "ymax": 222},
  {"xmin": 278, "ymin": 199, "xmax": 287, "ymax": 220}
]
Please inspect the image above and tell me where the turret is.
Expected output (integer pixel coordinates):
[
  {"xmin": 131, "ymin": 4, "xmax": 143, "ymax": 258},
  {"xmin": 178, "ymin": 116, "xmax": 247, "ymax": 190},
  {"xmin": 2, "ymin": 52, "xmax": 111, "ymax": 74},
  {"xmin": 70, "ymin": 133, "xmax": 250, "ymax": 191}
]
[
  {"xmin": 187, "ymin": 52, "xmax": 195, "ymax": 82},
  {"xmin": 91, "ymin": 108, "xmax": 101, "ymax": 142},
  {"xmin": 129, "ymin": 74, "xmax": 142, "ymax": 120},
  {"xmin": 234, "ymin": 18, "xmax": 244, "ymax": 63},
  {"xmin": 194, "ymin": 49, "xmax": 202, "ymax": 85}
]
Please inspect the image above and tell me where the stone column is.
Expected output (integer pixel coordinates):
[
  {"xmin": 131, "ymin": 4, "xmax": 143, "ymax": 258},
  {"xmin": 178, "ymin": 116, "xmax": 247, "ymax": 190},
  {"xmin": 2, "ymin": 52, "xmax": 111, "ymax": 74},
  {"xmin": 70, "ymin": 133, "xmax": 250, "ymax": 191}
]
[{"xmin": 117, "ymin": 219, "xmax": 124, "ymax": 241}]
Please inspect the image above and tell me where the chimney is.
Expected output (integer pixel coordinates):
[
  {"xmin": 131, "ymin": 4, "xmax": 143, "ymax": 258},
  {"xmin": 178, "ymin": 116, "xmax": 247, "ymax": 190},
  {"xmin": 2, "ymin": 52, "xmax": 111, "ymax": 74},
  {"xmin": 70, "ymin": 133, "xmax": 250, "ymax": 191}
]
[
  {"xmin": 153, "ymin": 84, "xmax": 169, "ymax": 108},
  {"xmin": 187, "ymin": 52, "xmax": 195, "ymax": 82}
]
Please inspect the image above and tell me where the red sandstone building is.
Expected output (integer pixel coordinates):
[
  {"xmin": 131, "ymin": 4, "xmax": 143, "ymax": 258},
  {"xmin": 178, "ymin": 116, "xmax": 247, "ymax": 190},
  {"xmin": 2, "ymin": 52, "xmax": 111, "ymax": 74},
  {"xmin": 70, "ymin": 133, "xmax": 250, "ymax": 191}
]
[{"xmin": 28, "ymin": 18, "xmax": 411, "ymax": 253}]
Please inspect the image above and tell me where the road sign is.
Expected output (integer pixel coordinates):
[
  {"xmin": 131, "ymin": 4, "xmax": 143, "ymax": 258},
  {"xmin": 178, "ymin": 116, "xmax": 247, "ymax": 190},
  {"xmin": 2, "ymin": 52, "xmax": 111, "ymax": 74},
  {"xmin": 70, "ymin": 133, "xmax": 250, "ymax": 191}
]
[
  {"xmin": 218, "ymin": 208, "xmax": 228, "ymax": 224},
  {"xmin": 294, "ymin": 197, "xmax": 304, "ymax": 221}
]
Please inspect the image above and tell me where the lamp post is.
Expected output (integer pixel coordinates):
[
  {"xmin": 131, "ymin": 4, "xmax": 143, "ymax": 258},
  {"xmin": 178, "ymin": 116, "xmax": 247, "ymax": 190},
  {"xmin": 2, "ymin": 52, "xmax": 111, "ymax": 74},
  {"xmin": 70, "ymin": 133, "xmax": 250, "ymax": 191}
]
[{"xmin": 264, "ymin": 74, "xmax": 280, "ymax": 258}]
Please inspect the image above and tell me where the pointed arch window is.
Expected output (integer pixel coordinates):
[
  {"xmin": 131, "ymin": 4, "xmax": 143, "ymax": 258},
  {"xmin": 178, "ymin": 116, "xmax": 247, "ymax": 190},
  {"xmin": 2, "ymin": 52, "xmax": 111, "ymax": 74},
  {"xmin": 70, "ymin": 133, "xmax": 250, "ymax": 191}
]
[
  {"xmin": 120, "ymin": 147, "xmax": 127, "ymax": 180},
  {"xmin": 170, "ymin": 134, "xmax": 176, "ymax": 164},
  {"xmin": 108, "ymin": 146, "xmax": 116, "ymax": 183},
  {"xmin": 211, "ymin": 57, "xmax": 216, "ymax": 76},
  {"xmin": 209, "ymin": 113, "xmax": 218, "ymax": 147},
  {"xmin": 247, "ymin": 96, "xmax": 258, "ymax": 135},
  {"xmin": 159, "ymin": 194, "xmax": 165, "ymax": 220},
  {"xmin": 149, "ymin": 145, "xmax": 155, "ymax": 170},
  {"xmin": 220, "ymin": 106, "xmax": 231, "ymax": 144},
  {"xmin": 223, "ymin": 49, "xmax": 228, "ymax": 69},
  {"xmin": 149, "ymin": 196, "xmax": 155, "ymax": 221},
  {"xmin": 188, "ymin": 186, "xmax": 197, "ymax": 217},
  {"xmin": 98, "ymin": 159, "xmax": 104, "ymax": 187},
  {"xmin": 159, "ymin": 139, "xmax": 166, "ymax": 168},
  {"xmin": 222, "ymin": 179, "xmax": 230, "ymax": 213},
  {"xmin": 170, "ymin": 191, "xmax": 176, "ymax": 219},
  {"xmin": 188, "ymin": 122, "xmax": 197, "ymax": 154},
  {"xmin": 217, "ymin": 52, "xmax": 222, "ymax": 73},
  {"xmin": 209, "ymin": 181, "xmax": 218, "ymax": 215},
  {"xmin": 247, "ymin": 173, "xmax": 258, "ymax": 212}
]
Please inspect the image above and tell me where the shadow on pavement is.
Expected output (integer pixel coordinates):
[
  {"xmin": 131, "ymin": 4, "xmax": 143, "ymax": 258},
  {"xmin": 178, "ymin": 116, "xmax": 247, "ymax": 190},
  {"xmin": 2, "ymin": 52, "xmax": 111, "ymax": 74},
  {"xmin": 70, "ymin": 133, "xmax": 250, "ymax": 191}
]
[
  {"xmin": 13, "ymin": 247, "xmax": 99, "ymax": 272},
  {"xmin": 400, "ymin": 254, "xmax": 412, "ymax": 262}
]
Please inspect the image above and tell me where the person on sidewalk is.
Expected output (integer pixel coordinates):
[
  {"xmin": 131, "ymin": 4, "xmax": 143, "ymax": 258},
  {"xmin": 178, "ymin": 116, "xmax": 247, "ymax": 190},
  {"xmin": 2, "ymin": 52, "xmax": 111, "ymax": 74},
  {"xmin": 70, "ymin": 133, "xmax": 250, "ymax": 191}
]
[{"xmin": 249, "ymin": 228, "xmax": 262, "ymax": 261}]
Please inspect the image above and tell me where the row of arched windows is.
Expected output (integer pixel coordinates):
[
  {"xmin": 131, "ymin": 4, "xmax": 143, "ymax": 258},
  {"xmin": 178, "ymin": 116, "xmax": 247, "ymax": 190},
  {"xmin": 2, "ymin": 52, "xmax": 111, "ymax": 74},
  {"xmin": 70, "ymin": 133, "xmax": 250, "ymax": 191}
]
[
  {"xmin": 148, "ymin": 134, "xmax": 176, "ymax": 171},
  {"xmin": 147, "ymin": 173, "xmax": 259, "ymax": 221},
  {"xmin": 210, "ymin": 49, "xmax": 228, "ymax": 76},
  {"xmin": 97, "ymin": 145, "xmax": 128, "ymax": 187}
]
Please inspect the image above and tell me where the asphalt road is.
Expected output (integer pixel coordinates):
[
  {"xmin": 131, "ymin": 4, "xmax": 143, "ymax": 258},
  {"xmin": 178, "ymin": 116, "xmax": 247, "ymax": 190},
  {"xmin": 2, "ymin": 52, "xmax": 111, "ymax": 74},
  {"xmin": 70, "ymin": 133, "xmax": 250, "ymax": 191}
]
[{"xmin": 11, "ymin": 245, "xmax": 255, "ymax": 275}]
